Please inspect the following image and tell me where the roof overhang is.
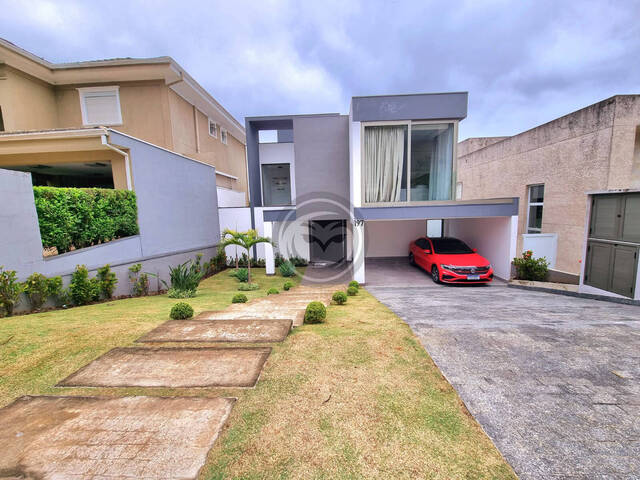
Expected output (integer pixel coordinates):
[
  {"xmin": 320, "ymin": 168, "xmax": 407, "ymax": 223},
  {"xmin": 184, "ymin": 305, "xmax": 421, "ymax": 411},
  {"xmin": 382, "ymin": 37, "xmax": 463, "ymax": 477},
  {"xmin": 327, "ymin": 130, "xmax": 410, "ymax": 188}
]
[
  {"xmin": 351, "ymin": 92, "xmax": 468, "ymax": 122},
  {"xmin": 0, "ymin": 128, "xmax": 109, "ymax": 155},
  {"xmin": 354, "ymin": 198, "xmax": 518, "ymax": 220}
]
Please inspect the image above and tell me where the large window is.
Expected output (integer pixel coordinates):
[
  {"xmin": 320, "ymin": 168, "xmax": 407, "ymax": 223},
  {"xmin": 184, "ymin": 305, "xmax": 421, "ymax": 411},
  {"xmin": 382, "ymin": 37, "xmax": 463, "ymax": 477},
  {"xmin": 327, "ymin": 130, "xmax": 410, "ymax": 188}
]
[
  {"xmin": 527, "ymin": 184, "xmax": 544, "ymax": 233},
  {"xmin": 363, "ymin": 122, "xmax": 454, "ymax": 203},
  {"xmin": 262, "ymin": 163, "xmax": 292, "ymax": 206},
  {"xmin": 78, "ymin": 86, "xmax": 122, "ymax": 126}
]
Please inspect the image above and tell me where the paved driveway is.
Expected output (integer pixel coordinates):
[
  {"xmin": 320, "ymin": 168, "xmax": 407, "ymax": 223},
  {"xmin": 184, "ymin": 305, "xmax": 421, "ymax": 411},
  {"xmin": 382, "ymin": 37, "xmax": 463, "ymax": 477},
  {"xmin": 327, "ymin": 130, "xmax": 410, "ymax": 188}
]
[{"xmin": 367, "ymin": 284, "xmax": 640, "ymax": 480}]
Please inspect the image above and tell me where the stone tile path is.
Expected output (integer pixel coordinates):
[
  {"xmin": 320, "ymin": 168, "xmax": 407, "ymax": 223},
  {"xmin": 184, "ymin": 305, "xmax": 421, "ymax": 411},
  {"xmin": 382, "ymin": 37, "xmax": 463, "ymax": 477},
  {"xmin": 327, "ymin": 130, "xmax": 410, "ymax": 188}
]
[
  {"xmin": 138, "ymin": 318, "xmax": 293, "ymax": 343},
  {"xmin": 0, "ymin": 283, "xmax": 338, "ymax": 479},
  {"xmin": 368, "ymin": 285, "xmax": 640, "ymax": 480},
  {"xmin": 0, "ymin": 395, "xmax": 234, "ymax": 480},
  {"xmin": 58, "ymin": 347, "xmax": 272, "ymax": 388},
  {"xmin": 198, "ymin": 285, "xmax": 338, "ymax": 326}
]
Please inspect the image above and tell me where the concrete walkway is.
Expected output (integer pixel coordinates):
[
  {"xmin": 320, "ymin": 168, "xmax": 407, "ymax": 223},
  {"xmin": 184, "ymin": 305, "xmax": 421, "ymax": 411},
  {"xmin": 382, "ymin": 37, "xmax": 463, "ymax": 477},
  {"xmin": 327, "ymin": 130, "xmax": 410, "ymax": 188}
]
[{"xmin": 368, "ymin": 284, "xmax": 640, "ymax": 480}]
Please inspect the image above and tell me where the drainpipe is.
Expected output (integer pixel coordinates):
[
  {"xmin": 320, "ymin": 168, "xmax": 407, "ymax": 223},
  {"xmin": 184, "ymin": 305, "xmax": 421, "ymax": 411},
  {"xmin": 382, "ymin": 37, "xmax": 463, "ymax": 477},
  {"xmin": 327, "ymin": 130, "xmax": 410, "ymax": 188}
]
[{"xmin": 101, "ymin": 134, "xmax": 132, "ymax": 190}]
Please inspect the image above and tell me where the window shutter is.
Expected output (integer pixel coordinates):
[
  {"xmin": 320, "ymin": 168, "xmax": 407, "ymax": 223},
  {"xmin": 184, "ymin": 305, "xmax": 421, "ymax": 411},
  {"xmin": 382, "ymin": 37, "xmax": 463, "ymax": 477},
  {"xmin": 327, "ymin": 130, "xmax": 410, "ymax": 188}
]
[{"xmin": 82, "ymin": 90, "xmax": 121, "ymax": 125}]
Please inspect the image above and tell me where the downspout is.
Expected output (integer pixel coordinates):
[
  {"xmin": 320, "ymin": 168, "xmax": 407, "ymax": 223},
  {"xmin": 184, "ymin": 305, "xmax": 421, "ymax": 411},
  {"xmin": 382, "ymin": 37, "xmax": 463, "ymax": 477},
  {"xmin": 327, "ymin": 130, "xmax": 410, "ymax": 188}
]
[{"xmin": 101, "ymin": 134, "xmax": 132, "ymax": 190}]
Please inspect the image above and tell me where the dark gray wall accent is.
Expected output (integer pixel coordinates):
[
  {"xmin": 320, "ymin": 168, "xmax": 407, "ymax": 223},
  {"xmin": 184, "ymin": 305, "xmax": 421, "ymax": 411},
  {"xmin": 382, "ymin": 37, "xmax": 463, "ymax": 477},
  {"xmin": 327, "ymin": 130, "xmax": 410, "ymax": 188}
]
[
  {"xmin": 246, "ymin": 122, "xmax": 262, "ymax": 207},
  {"xmin": 277, "ymin": 129, "xmax": 294, "ymax": 143},
  {"xmin": 354, "ymin": 199, "xmax": 518, "ymax": 220},
  {"xmin": 263, "ymin": 209, "xmax": 297, "ymax": 222},
  {"xmin": 109, "ymin": 130, "xmax": 220, "ymax": 256},
  {"xmin": 352, "ymin": 92, "xmax": 468, "ymax": 122},
  {"xmin": 293, "ymin": 114, "xmax": 350, "ymax": 219}
]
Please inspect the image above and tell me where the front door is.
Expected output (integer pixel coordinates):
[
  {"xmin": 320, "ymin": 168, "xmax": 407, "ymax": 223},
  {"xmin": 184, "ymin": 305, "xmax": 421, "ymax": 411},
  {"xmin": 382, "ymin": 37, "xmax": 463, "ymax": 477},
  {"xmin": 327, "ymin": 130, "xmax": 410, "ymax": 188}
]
[{"xmin": 309, "ymin": 220, "xmax": 347, "ymax": 264}]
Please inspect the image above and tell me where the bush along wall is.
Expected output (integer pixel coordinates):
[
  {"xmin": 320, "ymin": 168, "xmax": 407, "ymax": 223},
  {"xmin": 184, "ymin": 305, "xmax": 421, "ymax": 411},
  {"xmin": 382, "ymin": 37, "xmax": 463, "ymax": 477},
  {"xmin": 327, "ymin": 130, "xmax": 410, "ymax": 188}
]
[{"xmin": 33, "ymin": 186, "xmax": 139, "ymax": 254}]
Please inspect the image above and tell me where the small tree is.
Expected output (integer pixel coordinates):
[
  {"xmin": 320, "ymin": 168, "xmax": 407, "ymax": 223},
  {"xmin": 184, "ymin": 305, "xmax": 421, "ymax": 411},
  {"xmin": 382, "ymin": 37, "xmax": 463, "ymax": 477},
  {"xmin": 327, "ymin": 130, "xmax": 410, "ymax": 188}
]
[
  {"xmin": 222, "ymin": 229, "xmax": 272, "ymax": 283},
  {"xmin": 220, "ymin": 229, "xmax": 245, "ymax": 270}
]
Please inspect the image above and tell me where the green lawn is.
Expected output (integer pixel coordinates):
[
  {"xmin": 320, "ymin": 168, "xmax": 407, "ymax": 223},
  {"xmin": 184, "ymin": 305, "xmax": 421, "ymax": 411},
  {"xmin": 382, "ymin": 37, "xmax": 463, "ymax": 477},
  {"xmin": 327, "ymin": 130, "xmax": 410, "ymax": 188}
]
[
  {"xmin": 0, "ymin": 268, "xmax": 516, "ymax": 479},
  {"xmin": 0, "ymin": 268, "xmax": 300, "ymax": 407}
]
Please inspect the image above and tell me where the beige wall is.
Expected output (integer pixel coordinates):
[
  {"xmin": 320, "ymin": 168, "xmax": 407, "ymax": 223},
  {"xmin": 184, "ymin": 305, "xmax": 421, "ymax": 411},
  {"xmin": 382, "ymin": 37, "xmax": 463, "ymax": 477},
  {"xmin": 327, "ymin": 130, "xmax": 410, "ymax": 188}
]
[
  {"xmin": 168, "ymin": 90, "xmax": 248, "ymax": 202},
  {"xmin": 1, "ymin": 70, "xmax": 248, "ymax": 200},
  {"xmin": 457, "ymin": 96, "xmax": 640, "ymax": 275},
  {"xmin": 0, "ymin": 67, "xmax": 58, "ymax": 131}
]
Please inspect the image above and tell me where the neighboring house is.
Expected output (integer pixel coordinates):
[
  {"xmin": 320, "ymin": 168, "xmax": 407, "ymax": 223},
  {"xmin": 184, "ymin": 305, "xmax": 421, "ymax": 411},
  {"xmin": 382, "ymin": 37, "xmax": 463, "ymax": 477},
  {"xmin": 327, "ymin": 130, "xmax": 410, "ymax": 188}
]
[
  {"xmin": 458, "ymin": 95, "xmax": 640, "ymax": 300},
  {"xmin": 0, "ymin": 38, "xmax": 247, "ymax": 307},
  {"xmin": 241, "ymin": 93, "xmax": 520, "ymax": 284},
  {"xmin": 0, "ymin": 37, "xmax": 248, "ymax": 203}
]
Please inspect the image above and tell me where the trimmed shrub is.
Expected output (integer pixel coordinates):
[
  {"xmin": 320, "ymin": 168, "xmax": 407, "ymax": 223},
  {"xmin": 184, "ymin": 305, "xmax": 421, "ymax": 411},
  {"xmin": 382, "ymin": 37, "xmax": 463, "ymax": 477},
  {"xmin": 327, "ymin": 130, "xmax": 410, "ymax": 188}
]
[
  {"xmin": 128, "ymin": 263, "xmax": 149, "ymax": 297},
  {"xmin": 47, "ymin": 276, "xmax": 64, "ymax": 305},
  {"xmin": 231, "ymin": 268, "xmax": 249, "ymax": 283},
  {"xmin": 513, "ymin": 250, "xmax": 549, "ymax": 281},
  {"xmin": 232, "ymin": 293, "xmax": 248, "ymax": 303},
  {"xmin": 23, "ymin": 272, "xmax": 50, "ymax": 310},
  {"xmin": 33, "ymin": 186, "xmax": 139, "ymax": 254},
  {"xmin": 283, "ymin": 281, "xmax": 294, "ymax": 291},
  {"xmin": 347, "ymin": 286, "xmax": 358, "ymax": 296},
  {"xmin": 238, "ymin": 283, "xmax": 259, "ymax": 291},
  {"xmin": 0, "ymin": 266, "xmax": 23, "ymax": 316},
  {"xmin": 70, "ymin": 265, "xmax": 94, "ymax": 305},
  {"xmin": 96, "ymin": 264, "xmax": 118, "ymax": 299},
  {"xmin": 332, "ymin": 291, "xmax": 347, "ymax": 305},
  {"xmin": 304, "ymin": 301, "xmax": 326, "ymax": 324},
  {"xmin": 348, "ymin": 280, "xmax": 360, "ymax": 290},
  {"xmin": 170, "ymin": 302, "xmax": 194, "ymax": 320},
  {"xmin": 267, "ymin": 287, "xmax": 279, "ymax": 295},
  {"xmin": 279, "ymin": 260, "xmax": 296, "ymax": 277}
]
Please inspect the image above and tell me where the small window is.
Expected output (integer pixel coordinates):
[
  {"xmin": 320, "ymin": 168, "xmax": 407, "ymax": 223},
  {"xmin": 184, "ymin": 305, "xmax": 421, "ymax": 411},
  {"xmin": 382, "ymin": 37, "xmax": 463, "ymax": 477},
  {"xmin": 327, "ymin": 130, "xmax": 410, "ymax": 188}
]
[
  {"xmin": 220, "ymin": 128, "xmax": 228, "ymax": 145},
  {"xmin": 78, "ymin": 86, "xmax": 122, "ymax": 126},
  {"xmin": 208, "ymin": 119, "xmax": 218, "ymax": 138},
  {"xmin": 0, "ymin": 105, "xmax": 4, "ymax": 131},
  {"xmin": 527, "ymin": 184, "xmax": 544, "ymax": 233}
]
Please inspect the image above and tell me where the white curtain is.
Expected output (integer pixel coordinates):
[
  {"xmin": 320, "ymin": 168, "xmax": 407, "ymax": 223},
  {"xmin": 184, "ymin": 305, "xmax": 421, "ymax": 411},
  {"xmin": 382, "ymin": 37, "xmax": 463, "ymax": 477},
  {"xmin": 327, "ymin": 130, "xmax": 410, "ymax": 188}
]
[
  {"xmin": 429, "ymin": 125, "xmax": 453, "ymax": 200},
  {"xmin": 364, "ymin": 126, "xmax": 405, "ymax": 202}
]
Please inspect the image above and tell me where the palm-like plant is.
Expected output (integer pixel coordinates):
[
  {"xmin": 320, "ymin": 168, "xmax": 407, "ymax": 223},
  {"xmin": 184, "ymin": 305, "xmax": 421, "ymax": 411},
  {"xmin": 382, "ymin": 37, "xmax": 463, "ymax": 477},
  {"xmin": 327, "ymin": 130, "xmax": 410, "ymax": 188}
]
[
  {"xmin": 220, "ymin": 229, "xmax": 245, "ymax": 270},
  {"xmin": 221, "ymin": 229, "xmax": 272, "ymax": 283}
]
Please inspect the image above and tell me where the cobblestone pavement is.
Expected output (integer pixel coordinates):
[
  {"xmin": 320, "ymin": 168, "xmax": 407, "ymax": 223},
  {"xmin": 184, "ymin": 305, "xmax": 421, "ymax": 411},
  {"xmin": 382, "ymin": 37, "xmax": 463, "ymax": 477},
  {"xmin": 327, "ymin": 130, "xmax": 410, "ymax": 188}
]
[{"xmin": 367, "ymin": 285, "xmax": 640, "ymax": 480}]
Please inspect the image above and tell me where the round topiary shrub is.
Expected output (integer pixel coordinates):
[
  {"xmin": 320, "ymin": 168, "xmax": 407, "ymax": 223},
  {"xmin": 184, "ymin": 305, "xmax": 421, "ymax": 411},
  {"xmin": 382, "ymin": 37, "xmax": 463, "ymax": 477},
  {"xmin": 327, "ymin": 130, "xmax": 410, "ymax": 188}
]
[
  {"xmin": 332, "ymin": 291, "xmax": 347, "ymax": 305},
  {"xmin": 170, "ymin": 302, "xmax": 194, "ymax": 319},
  {"xmin": 267, "ymin": 287, "xmax": 279, "ymax": 295},
  {"xmin": 232, "ymin": 293, "xmax": 248, "ymax": 303},
  {"xmin": 304, "ymin": 301, "xmax": 326, "ymax": 324},
  {"xmin": 283, "ymin": 281, "xmax": 294, "ymax": 291},
  {"xmin": 348, "ymin": 280, "xmax": 360, "ymax": 289},
  {"xmin": 347, "ymin": 286, "xmax": 358, "ymax": 296}
]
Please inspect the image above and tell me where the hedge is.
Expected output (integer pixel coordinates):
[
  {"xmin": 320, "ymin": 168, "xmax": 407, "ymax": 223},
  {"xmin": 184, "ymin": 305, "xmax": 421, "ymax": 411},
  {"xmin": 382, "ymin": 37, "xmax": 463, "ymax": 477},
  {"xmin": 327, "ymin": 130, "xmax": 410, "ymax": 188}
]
[{"xmin": 33, "ymin": 187, "xmax": 139, "ymax": 254}]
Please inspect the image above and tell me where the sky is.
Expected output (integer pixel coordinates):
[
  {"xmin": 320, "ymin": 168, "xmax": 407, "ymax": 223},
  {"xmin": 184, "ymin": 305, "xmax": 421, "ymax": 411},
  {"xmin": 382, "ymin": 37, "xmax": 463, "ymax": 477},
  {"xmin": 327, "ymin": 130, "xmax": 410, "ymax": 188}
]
[{"xmin": 1, "ymin": 0, "xmax": 639, "ymax": 140}]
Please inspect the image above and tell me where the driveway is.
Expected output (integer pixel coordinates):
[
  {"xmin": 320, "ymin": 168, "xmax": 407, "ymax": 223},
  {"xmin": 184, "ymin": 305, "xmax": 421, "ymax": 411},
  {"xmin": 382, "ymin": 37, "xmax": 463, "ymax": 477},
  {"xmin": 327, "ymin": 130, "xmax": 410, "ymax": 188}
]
[{"xmin": 367, "ymin": 283, "xmax": 640, "ymax": 480}]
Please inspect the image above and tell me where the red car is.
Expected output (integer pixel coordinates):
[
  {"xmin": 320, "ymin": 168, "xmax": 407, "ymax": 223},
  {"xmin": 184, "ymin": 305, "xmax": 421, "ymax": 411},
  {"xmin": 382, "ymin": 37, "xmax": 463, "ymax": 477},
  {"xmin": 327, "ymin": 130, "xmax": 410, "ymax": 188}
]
[{"xmin": 409, "ymin": 236, "xmax": 493, "ymax": 284}]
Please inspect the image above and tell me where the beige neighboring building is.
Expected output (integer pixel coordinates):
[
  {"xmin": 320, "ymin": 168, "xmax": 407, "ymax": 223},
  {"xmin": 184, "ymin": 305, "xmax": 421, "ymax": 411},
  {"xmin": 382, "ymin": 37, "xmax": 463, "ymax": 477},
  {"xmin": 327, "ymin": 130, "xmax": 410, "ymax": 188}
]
[
  {"xmin": 457, "ymin": 95, "xmax": 640, "ymax": 299},
  {"xmin": 0, "ymin": 37, "xmax": 248, "ymax": 201}
]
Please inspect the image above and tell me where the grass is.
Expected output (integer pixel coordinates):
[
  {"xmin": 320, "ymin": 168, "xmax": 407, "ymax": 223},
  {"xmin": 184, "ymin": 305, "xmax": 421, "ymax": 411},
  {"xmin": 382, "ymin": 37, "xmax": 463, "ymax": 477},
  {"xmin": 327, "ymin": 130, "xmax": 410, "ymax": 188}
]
[
  {"xmin": 0, "ymin": 270, "xmax": 516, "ymax": 479},
  {"xmin": 0, "ymin": 268, "xmax": 301, "ymax": 407}
]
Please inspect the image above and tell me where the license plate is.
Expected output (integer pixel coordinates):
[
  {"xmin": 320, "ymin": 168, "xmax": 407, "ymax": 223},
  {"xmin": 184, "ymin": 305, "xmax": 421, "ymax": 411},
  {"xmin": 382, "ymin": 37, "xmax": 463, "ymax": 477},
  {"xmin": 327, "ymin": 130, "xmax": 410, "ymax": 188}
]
[{"xmin": 467, "ymin": 275, "xmax": 480, "ymax": 280}]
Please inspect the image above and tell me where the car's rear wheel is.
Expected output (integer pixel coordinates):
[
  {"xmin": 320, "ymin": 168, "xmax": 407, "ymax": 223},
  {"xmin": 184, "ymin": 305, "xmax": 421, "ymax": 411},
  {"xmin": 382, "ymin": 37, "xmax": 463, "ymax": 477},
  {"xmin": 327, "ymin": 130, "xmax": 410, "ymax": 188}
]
[
  {"xmin": 409, "ymin": 253, "xmax": 415, "ymax": 265},
  {"xmin": 431, "ymin": 265, "xmax": 440, "ymax": 283}
]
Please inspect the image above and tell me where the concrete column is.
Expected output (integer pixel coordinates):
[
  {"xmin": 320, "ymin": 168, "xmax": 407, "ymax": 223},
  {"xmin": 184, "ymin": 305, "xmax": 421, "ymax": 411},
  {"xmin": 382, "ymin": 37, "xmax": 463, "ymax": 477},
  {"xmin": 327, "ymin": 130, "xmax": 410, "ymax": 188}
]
[
  {"xmin": 264, "ymin": 220, "xmax": 275, "ymax": 275},
  {"xmin": 352, "ymin": 221, "xmax": 365, "ymax": 284}
]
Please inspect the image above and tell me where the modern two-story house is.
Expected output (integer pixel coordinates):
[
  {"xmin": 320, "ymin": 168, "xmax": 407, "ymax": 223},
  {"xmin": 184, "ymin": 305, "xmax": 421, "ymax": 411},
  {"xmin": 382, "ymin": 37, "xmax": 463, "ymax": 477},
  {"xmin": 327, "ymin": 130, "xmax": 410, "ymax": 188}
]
[{"xmin": 243, "ymin": 93, "xmax": 520, "ymax": 284}]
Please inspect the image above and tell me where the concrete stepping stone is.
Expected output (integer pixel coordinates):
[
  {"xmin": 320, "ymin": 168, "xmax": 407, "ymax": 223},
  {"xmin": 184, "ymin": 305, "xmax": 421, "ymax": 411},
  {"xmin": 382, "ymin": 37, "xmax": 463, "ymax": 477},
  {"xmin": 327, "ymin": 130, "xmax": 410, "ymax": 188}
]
[
  {"xmin": 0, "ymin": 395, "xmax": 234, "ymax": 480},
  {"xmin": 58, "ymin": 347, "xmax": 271, "ymax": 388},
  {"xmin": 137, "ymin": 318, "xmax": 292, "ymax": 343}
]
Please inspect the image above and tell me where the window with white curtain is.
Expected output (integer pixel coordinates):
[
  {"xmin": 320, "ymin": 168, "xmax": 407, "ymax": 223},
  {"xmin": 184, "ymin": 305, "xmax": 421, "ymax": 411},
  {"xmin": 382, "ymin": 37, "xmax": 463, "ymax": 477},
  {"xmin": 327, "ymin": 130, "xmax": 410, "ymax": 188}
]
[
  {"xmin": 363, "ymin": 121, "xmax": 454, "ymax": 203},
  {"xmin": 78, "ymin": 86, "xmax": 122, "ymax": 126}
]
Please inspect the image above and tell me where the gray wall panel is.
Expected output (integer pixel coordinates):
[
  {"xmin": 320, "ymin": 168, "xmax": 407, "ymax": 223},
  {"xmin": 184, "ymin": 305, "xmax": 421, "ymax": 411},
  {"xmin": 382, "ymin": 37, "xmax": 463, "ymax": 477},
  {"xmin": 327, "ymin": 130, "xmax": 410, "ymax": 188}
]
[{"xmin": 352, "ymin": 93, "xmax": 468, "ymax": 122}]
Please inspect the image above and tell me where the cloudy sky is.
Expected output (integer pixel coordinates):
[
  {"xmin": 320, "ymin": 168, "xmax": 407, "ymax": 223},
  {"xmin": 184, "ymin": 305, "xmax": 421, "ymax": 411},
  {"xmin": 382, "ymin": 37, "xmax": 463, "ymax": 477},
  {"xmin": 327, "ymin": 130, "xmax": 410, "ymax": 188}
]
[{"xmin": 1, "ymin": 0, "xmax": 639, "ymax": 139}]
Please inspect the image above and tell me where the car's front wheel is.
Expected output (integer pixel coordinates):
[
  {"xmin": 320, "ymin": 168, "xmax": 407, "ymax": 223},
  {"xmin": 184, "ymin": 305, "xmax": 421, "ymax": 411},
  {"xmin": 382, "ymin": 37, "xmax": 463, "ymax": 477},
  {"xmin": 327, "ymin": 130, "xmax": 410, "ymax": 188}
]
[
  {"xmin": 409, "ymin": 253, "xmax": 415, "ymax": 265},
  {"xmin": 431, "ymin": 265, "xmax": 440, "ymax": 283}
]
